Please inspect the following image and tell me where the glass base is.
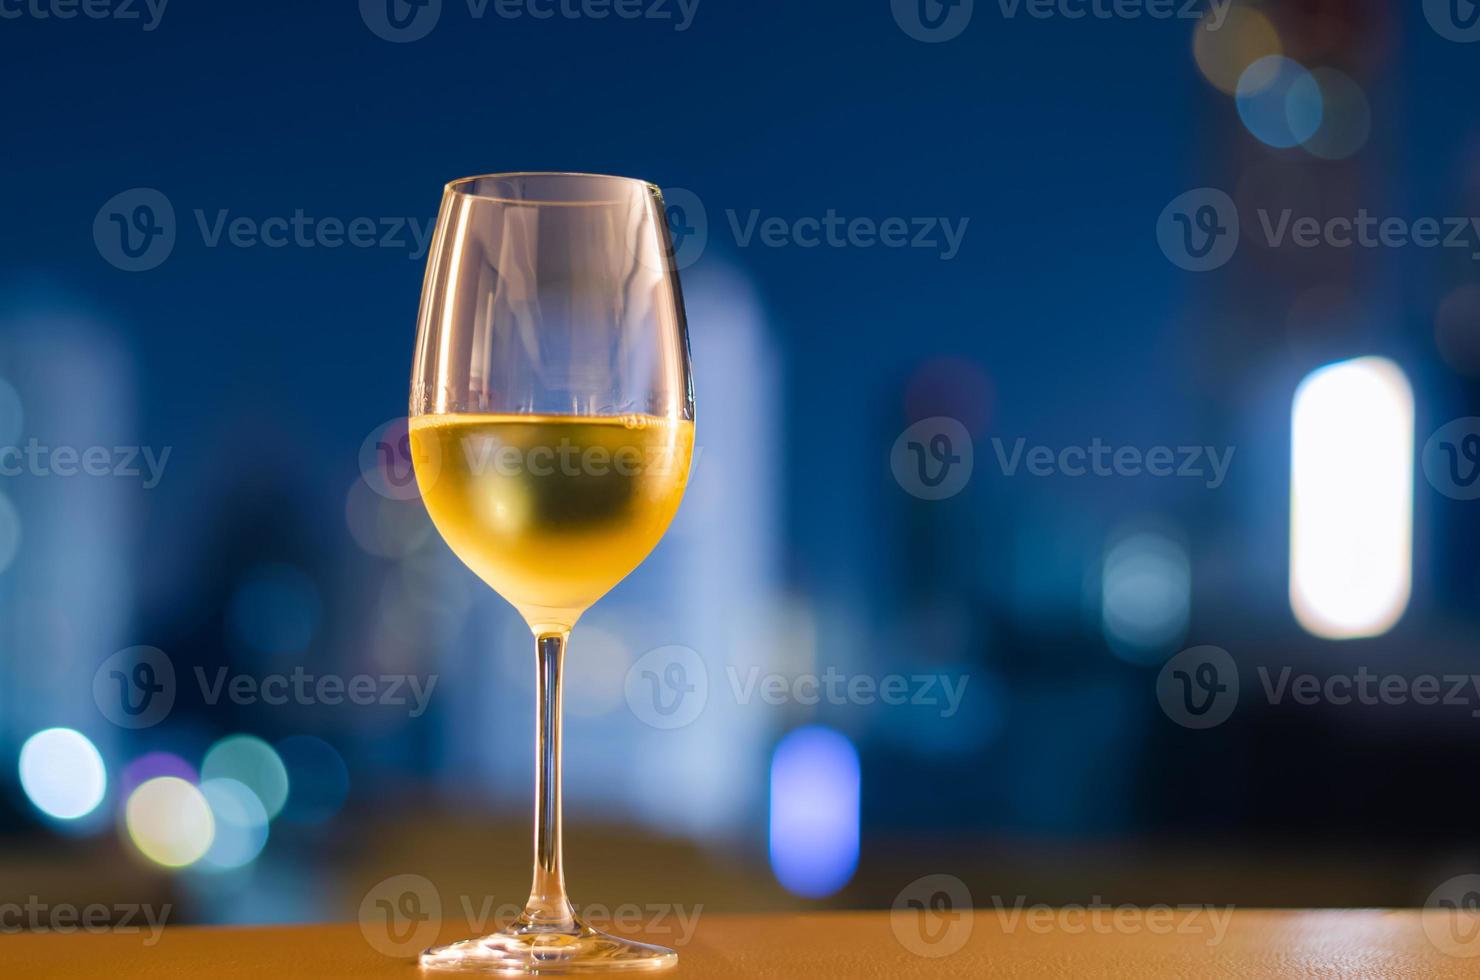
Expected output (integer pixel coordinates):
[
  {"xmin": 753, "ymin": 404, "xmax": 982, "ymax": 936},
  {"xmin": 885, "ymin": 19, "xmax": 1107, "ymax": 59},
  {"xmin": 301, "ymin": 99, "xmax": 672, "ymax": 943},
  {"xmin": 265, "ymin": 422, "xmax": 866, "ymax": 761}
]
[{"xmin": 420, "ymin": 920, "xmax": 677, "ymax": 975}]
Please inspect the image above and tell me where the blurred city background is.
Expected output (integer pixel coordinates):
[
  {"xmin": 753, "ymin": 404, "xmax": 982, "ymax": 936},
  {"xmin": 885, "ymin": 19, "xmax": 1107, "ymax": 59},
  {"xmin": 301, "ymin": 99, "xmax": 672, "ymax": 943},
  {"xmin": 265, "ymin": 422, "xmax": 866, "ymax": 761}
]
[{"xmin": 3, "ymin": 0, "xmax": 1480, "ymax": 934}]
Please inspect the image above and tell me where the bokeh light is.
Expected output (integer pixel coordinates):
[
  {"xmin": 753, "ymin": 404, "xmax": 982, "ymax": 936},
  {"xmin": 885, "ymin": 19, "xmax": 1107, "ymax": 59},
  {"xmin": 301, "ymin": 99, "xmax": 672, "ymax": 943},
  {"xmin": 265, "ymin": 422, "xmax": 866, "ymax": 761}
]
[
  {"xmin": 1236, "ymin": 55, "xmax": 1323, "ymax": 149},
  {"xmin": 275, "ymin": 735, "xmax": 349, "ymax": 825},
  {"xmin": 565, "ymin": 625, "xmax": 632, "ymax": 717},
  {"xmin": 769, "ymin": 726, "xmax": 860, "ymax": 899},
  {"xmin": 227, "ymin": 563, "xmax": 322, "ymax": 657},
  {"xmin": 1290, "ymin": 357, "xmax": 1412, "ymax": 640},
  {"xmin": 125, "ymin": 776, "xmax": 215, "ymax": 868},
  {"xmin": 902, "ymin": 357, "xmax": 993, "ymax": 435},
  {"xmin": 199, "ymin": 778, "xmax": 270, "ymax": 870},
  {"xmin": 201, "ymin": 735, "xmax": 290, "ymax": 819},
  {"xmin": 1302, "ymin": 68, "xmax": 1371, "ymax": 160},
  {"xmin": 1101, "ymin": 530, "xmax": 1191, "ymax": 663},
  {"xmin": 0, "ymin": 376, "xmax": 22, "ymax": 445},
  {"xmin": 376, "ymin": 555, "xmax": 472, "ymax": 662},
  {"xmin": 120, "ymin": 751, "xmax": 198, "ymax": 797},
  {"xmin": 345, "ymin": 478, "xmax": 436, "ymax": 558},
  {"xmin": 1193, "ymin": 5, "xmax": 1282, "ymax": 95},
  {"xmin": 0, "ymin": 489, "xmax": 21, "ymax": 576},
  {"xmin": 1435, "ymin": 284, "xmax": 1480, "ymax": 377},
  {"xmin": 396, "ymin": 549, "xmax": 473, "ymax": 629},
  {"xmin": 18, "ymin": 728, "xmax": 107, "ymax": 820}
]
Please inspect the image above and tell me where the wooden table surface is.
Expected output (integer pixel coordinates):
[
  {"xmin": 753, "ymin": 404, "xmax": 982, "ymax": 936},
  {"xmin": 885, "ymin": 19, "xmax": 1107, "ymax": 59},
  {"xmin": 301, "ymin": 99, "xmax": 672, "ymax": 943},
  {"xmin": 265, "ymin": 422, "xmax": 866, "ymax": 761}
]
[{"xmin": 5, "ymin": 910, "xmax": 1478, "ymax": 978}]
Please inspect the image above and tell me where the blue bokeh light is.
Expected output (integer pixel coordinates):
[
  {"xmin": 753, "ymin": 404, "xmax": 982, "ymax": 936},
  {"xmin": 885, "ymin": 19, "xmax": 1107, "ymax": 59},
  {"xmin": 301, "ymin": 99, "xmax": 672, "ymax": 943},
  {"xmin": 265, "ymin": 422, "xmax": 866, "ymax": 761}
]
[
  {"xmin": 768, "ymin": 726, "xmax": 860, "ymax": 899},
  {"xmin": 275, "ymin": 735, "xmax": 350, "ymax": 825},
  {"xmin": 226, "ymin": 563, "xmax": 321, "ymax": 659},
  {"xmin": 200, "ymin": 778, "xmax": 270, "ymax": 871},
  {"xmin": 1236, "ymin": 55, "xmax": 1323, "ymax": 149}
]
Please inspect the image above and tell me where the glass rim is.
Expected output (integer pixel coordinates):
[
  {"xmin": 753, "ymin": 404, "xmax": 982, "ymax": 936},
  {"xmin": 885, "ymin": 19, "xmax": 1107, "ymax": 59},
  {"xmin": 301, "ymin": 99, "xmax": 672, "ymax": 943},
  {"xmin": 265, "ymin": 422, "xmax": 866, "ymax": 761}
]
[{"xmin": 444, "ymin": 171, "xmax": 662, "ymax": 206}]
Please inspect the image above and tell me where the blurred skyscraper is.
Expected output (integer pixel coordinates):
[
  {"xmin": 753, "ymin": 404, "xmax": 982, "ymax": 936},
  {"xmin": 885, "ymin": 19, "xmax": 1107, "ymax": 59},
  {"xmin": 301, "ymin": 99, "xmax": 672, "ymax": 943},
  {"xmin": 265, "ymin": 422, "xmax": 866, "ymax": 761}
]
[{"xmin": 0, "ymin": 295, "xmax": 137, "ymax": 823}]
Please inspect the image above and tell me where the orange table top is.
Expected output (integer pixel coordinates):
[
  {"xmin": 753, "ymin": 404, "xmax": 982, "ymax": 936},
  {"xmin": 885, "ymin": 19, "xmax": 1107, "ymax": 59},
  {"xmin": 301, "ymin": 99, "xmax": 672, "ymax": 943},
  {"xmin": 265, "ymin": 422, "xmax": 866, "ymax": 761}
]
[{"xmin": 5, "ymin": 910, "xmax": 1478, "ymax": 978}]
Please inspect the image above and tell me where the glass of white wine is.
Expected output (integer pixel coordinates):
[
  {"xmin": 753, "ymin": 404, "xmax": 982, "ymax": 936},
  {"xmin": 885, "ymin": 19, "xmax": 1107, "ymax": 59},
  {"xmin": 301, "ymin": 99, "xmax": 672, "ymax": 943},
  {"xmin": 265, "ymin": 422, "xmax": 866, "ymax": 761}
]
[{"xmin": 408, "ymin": 172, "xmax": 694, "ymax": 973}]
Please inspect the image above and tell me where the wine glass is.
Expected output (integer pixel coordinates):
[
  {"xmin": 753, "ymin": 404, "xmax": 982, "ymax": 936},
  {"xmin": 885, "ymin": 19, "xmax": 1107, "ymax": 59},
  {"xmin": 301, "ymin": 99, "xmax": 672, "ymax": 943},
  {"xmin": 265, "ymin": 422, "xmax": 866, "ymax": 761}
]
[{"xmin": 408, "ymin": 173, "xmax": 694, "ymax": 973}]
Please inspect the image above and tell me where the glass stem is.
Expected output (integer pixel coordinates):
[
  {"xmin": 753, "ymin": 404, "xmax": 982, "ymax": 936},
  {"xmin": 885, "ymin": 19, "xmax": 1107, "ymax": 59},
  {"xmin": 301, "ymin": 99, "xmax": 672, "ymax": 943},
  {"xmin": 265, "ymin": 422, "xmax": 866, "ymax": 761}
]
[{"xmin": 522, "ymin": 630, "xmax": 577, "ymax": 931}]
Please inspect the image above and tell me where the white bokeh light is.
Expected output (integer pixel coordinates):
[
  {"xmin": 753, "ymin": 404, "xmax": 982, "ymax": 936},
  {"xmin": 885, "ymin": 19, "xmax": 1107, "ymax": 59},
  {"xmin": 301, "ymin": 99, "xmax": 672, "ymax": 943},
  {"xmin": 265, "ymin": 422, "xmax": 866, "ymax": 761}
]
[
  {"xmin": 1101, "ymin": 530, "xmax": 1191, "ymax": 662},
  {"xmin": 18, "ymin": 728, "xmax": 107, "ymax": 820},
  {"xmin": 1290, "ymin": 357, "xmax": 1413, "ymax": 640},
  {"xmin": 125, "ymin": 776, "xmax": 215, "ymax": 868}
]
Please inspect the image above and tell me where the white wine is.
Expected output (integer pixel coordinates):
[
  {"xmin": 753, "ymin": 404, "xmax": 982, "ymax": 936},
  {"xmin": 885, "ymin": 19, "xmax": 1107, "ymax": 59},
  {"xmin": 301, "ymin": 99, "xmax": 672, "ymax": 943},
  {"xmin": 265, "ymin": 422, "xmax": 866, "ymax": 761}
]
[{"xmin": 411, "ymin": 413, "xmax": 694, "ymax": 632}]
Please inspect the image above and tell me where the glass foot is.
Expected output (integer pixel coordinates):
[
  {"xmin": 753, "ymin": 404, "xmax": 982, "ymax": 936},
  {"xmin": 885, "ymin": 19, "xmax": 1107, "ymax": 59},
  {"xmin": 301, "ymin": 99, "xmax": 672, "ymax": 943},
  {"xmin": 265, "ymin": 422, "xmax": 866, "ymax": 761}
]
[{"xmin": 420, "ymin": 920, "xmax": 677, "ymax": 975}]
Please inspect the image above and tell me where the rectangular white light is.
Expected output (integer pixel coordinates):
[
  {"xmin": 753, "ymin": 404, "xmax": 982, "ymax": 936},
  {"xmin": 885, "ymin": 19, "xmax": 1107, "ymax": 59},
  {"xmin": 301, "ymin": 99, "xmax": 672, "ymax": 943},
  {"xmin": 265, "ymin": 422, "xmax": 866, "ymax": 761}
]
[{"xmin": 1290, "ymin": 356, "xmax": 1413, "ymax": 640}]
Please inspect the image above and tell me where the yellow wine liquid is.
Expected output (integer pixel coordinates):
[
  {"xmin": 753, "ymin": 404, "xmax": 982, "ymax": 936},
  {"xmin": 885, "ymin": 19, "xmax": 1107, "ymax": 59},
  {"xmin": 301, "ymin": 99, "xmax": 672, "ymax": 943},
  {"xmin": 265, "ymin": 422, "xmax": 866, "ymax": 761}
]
[{"xmin": 410, "ymin": 413, "xmax": 694, "ymax": 632}]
